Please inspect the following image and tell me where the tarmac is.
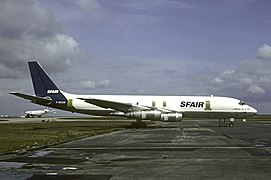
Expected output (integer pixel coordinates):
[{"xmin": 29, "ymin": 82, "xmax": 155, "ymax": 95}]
[{"xmin": 0, "ymin": 118, "xmax": 271, "ymax": 180}]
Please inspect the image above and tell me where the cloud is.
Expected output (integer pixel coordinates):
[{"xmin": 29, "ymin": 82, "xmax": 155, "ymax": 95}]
[
  {"xmin": 72, "ymin": 0, "xmax": 102, "ymax": 12},
  {"xmin": 211, "ymin": 77, "xmax": 224, "ymax": 85},
  {"xmin": 239, "ymin": 77, "xmax": 253, "ymax": 85},
  {"xmin": 211, "ymin": 70, "xmax": 234, "ymax": 85},
  {"xmin": 207, "ymin": 43, "xmax": 271, "ymax": 102},
  {"xmin": 0, "ymin": 64, "xmax": 21, "ymax": 79},
  {"xmin": 79, "ymin": 79, "xmax": 111, "ymax": 89},
  {"xmin": 257, "ymin": 44, "xmax": 271, "ymax": 59},
  {"xmin": 121, "ymin": 0, "xmax": 196, "ymax": 10},
  {"xmin": 221, "ymin": 70, "xmax": 235, "ymax": 76},
  {"xmin": 247, "ymin": 84, "xmax": 265, "ymax": 94},
  {"xmin": 0, "ymin": 0, "xmax": 80, "ymax": 79}
]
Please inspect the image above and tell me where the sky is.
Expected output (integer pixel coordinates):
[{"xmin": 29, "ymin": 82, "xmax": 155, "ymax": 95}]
[{"xmin": 1, "ymin": 0, "xmax": 271, "ymax": 115}]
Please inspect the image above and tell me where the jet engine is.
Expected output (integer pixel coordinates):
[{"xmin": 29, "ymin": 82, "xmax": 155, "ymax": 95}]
[
  {"xmin": 126, "ymin": 110, "xmax": 161, "ymax": 121},
  {"xmin": 126, "ymin": 111, "xmax": 182, "ymax": 122},
  {"xmin": 161, "ymin": 113, "xmax": 182, "ymax": 121}
]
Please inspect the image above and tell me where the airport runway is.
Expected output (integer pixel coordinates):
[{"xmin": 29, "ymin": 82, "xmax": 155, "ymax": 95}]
[{"xmin": 1, "ymin": 119, "xmax": 271, "ymax": 180}]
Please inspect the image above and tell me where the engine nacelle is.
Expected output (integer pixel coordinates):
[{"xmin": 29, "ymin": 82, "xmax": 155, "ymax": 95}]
[
  {"xmin": 161, "ymin": 113, "xmax": 182, "ymax": 121},
  {"xmin": 126, "ymin": 111, "xmax": 183, "ymax": 122},
  {"xmin": 126, "ymin": 110, "xmax": 162, "ymax": 121}
]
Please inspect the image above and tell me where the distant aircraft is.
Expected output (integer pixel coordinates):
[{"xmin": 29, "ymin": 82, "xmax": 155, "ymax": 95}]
[
  {"xmin": 22, "ymin": 107, "xmax": 50, "ymax": 118},
  {"xmin": 11, "ymin": 61, "xmax": 257, "ymax": 128}
]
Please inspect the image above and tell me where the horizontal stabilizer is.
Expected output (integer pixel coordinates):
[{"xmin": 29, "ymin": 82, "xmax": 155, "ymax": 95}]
[{"xmin": 10, "ymin": 92, "xmax": 52, "ymax": 104}]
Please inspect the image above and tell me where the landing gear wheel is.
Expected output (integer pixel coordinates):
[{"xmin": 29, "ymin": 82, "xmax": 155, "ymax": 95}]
[
  {"xmin": 131, "ymin": 122, "xmax": 137, "ymax": 128},
  {"xmin": 139, "ymin": 122, "xmax": 146, "ymax": 128},
  {"xmin": 229, "ymin": 122, "xmax": 234, "ymax": 127},
  {"xmin": 131, "ymin": 121, "xmax": 146, "ymax": 128}
]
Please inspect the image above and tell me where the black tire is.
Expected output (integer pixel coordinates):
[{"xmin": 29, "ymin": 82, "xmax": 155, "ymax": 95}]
[
  {"xmin": 140, "ymin": 122, "xmax": 146, "ymax": 128},
  {"xmin": 131, "ymin": 122, "xmax": 146, "ymax": 128},
  {"xmin": 131, "ymin": 122, "xmax": 137, "ymax": 128}
]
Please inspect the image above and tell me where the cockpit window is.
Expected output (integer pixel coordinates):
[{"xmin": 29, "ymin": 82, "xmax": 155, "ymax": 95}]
[{"xmin": 239, "ymin": 100, "xmax": 246, "ymax": 106}]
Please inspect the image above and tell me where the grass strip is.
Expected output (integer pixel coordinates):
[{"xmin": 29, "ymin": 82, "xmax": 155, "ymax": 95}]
[{"xmin": 0, "ymin": 120, "xmax": 131, "ymax": 155}]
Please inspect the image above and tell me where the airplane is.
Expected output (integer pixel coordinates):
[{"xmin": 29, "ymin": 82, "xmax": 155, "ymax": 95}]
[
  {"xmin": 22, "ymin": 107, "xmax": 50, "ymax": 118},
  {"xmin": 10, "ymin": 61, "xmax": 257, "ymax": 128}
]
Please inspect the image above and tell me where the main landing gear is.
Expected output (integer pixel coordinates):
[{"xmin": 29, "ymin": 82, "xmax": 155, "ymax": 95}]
[
  {"xmin": 131, "ymin": 120, "xmax": 146, "ymax": 128},
  {"xmin": 219, "ymin": 118, "xmax": 235, "ymax": 127}
]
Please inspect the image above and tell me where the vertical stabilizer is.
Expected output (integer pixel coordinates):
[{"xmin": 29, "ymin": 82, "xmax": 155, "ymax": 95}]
[{"xmin": 28, "ymin": 61, "xmax": 67, "ymax": 102}]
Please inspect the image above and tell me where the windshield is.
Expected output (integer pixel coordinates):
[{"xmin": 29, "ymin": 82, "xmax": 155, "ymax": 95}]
[{"xmin": 239, "ymin": 100, "xmax": 246, "ymax": 106}]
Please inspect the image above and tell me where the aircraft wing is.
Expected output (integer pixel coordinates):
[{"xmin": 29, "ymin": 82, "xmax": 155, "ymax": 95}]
[
  {"xmin": 10, "ymin": 92, "xmax": 52, "ymax": 104},
  {"xmin": 78, "ymin": 98, "xmax": 154, "ymax": 112},
  {"xmin": 79, "ymin": 98, "xmax": 132, "ymax": 112},
  {"xmin": 79, "ymin": 98, "xmax": 174, "ymax": 113}
]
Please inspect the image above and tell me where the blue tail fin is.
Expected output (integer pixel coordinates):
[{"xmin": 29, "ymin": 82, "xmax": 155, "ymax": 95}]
[{"xmin": 28, "ymin": 61, "xmax": 67, "ymax": 102}]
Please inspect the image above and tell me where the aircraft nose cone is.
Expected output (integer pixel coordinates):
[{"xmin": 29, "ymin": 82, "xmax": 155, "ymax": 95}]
[{"xmin": 252, "ymin": 107, "xmax": 257, "ymax": 115}]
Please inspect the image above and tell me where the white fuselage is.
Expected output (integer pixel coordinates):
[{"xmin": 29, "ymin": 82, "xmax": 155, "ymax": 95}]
[
  {"xmin": 24, "ymin": 109, "xmax": 49, "ymax": 118},
  {"xmin": 60, "ymin": 92, "xmax": 257, "ymax": 119}
]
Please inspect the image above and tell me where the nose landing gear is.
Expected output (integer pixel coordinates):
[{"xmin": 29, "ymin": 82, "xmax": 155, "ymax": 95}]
[{"xmin": 219, "ymin": 118, "xmax": 235, "ymax": 127}]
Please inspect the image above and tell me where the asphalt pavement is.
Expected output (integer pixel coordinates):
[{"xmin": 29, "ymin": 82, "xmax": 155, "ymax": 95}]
[{"xmin": 0, "ymin": 119, "xmax": 271, "ymax": 180}]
